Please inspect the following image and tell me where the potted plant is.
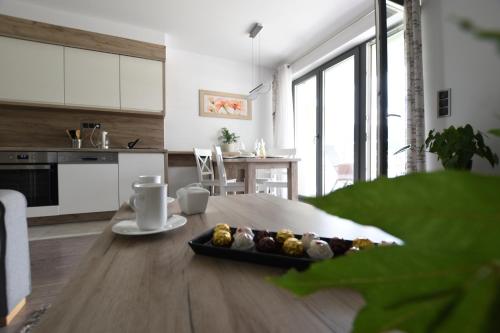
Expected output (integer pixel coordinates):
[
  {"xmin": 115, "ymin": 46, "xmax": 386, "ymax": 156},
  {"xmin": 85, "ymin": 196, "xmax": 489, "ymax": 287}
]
[
  {"xmin": 219, "ymin": 127, "xmax": 239, "ymax": 152},
  {"xmin": 395, "ymin": 124, "xmax": 498, "ymax": 170},
  {"xmin": 424, "ymin": 124, "xmax": 498, "ymax": 170}
]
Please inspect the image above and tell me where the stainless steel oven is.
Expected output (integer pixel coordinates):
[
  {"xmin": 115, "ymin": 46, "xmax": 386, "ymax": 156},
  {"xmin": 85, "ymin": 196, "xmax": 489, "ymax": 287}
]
[{"xmin": 0, "ymin": 152, "xmax": 58, "ymax": 207}]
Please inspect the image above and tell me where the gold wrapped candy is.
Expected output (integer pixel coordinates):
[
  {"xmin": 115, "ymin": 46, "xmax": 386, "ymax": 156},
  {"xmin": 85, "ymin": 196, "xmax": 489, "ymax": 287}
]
[
  {"xmin": 276, "ymin": 229, "xmax": 294, "ymax": 244},
  {"xmin": 282, "ymin": 238, "xmax": 304, "ymax": 256},
  {"xmin": 214, "ymin": 223, "xmax": 230, "ymax": 233},
  {"xmin": 212, "ymin": 230, "xmax": 232, "ymax": 247},
  {"xmin": 352, "ymin": 238, "xmax": 374, "ymax": 250}
]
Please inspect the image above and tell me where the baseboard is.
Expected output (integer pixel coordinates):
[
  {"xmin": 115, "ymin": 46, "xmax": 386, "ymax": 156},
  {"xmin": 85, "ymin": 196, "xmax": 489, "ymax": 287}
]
[
  {"xmin": 0, "ymin": 298, "xmax": 26, "ymax": 327},
  {"xmin": 28, "ymin": 211, "xmax": 115, "ymax": 226}
]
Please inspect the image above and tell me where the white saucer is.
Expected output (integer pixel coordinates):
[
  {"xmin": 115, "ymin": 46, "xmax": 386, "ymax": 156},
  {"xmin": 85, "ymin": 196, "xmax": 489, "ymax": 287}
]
[{"xmin": 112, "ymin": 214, "xmax": 187, "ymax": 236}]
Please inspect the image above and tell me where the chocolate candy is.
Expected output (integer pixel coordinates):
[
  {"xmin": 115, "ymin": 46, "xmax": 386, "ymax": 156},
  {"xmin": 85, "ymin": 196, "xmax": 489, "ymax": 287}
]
[
  {"xmin": 345, "ymin": 247, "xmax": 360, "ymax": 255},
  {"xmin": 235, "ymin": 226, "xmax": 254, "ymax": 238},
  {"xmin": 329, "ymin": 237, "xmax": 351, "ymax": 255},
  {"xmin": 276, "ymin": 229, "xmax": 294, "ymax": 244},
  {"xmin": 231, "ymin": 232, "xmax": 255, "ymax": 251},
  {"xmin": 301, "ymin": 232, "xmax": 319, "ymax": 250},
  {"xmin": 282, "ymin": 238, "xmax": 304, "ymax": 256},
  {"xmin": 352, "ymin": 238, "xmax": 374, "ymax": 250},
  {"xmin": 212, "ymin": 230, "xmax": 232, "ymax": 247},
  {"xmin": 214, "ymin": 223, "xmax": 230, "ymax": 233},
  {"xmin": 307, "ymin": 240, "xmax": 333, "ymax": 260},
  {"xmin": 256, "ymin": 236, "xmax": 276, "ymax": 253},
  {"xmin": 254, "ymin": 230, "xmax": 270, "ymax": 242}
]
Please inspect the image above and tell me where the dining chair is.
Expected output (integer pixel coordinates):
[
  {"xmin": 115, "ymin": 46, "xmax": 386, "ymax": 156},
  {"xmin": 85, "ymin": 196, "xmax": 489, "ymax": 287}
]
[
  {"xmin": 213, "ymin": 146, "xmax": 245, "ymax": 195},
  {"xmin": 193, "ymin": 147, "xmax": 244, "ymax": 196},
  {"xmin": 332, "ymin": 163, "xmax": 353, "ymax": 191},
  {"xmin": 262, "ymin": 148, "xmax": 296, "ymax": 197}
]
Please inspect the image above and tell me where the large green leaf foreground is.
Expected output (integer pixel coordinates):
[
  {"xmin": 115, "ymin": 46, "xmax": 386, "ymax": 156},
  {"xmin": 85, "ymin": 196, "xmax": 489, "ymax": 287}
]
[{"xmin": 270, "ymin": 171, "xmax": 500, "ymax": 333}]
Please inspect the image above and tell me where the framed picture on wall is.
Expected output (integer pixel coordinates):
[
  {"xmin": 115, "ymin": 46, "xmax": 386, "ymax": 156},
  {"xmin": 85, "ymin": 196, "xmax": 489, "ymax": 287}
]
[{"xmin": 199, "ymin": 90, "xmax": 252, "ymax": 120}]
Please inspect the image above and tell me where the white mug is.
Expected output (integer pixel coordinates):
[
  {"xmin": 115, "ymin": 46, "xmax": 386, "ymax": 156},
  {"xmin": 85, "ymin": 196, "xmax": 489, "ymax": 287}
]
[
  {"xmin": 131, "ymin": 175, "xmax": 161, "ymax": 189},
  {"xmin": 130, "ymin": 183, "xmax": 167, "ymax": 231}
]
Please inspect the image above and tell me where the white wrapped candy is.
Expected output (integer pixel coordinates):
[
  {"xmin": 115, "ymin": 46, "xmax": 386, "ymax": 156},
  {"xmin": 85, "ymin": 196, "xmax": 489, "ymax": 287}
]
[
  {"xmin": 231, "ymin": 232, "xmax": 255, "ymax": 251},
  {"xmin": 301, "ymin": 232, "xmax": 319, "ymax": 250},
  {"xmin": 307, "ymin": 240, "xmax": 334, "ymax": 260},
  {"xmin": 235, "ymin": 226, "xmax": 254, "ymax": 238}
]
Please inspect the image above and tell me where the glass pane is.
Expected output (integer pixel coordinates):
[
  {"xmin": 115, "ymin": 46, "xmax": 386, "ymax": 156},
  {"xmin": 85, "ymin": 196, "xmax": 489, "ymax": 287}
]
[
  {"xmin": 294, "ymin": 76, "xmax": 317, "ymax": 197},
  {"xmin": 323, "ymin": 56, "xmax": 355, "ymax": 193},
  {"xmin": 367, "ymin": 29, "xmax": 407, "ymax": 179},
  {"xmin": 387, "ymin": 30, "xmax": 407, "ymax": 178}
]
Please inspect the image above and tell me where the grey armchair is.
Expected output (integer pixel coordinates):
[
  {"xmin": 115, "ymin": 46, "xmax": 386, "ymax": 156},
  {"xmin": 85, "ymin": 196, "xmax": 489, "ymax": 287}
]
[{"xmin": 0, "ymin": 190, "xmax": 31, "ymax": 326}]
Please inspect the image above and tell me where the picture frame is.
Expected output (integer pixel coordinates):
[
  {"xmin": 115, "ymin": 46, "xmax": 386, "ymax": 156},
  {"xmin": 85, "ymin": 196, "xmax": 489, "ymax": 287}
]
[{"xmin": 199, "ymin": 90, "xmax": 252, "ymax": 120}]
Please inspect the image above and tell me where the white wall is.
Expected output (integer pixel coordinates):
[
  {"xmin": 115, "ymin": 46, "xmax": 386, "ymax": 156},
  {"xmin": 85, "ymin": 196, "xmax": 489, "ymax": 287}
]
[
  {"xmin": 422, "ymin": 0, "xmax": 500, "ymax": 174},
  {"xmin": 165, "ymin": 48, "xmax": 273, "ymax": 151},
  {"xmin": 290, "ymin": 6, "xmax": 403, "ymax": 79},
  {"xmin": 165, "ymin": 48, "xmax": 273, "ymax": 194}
]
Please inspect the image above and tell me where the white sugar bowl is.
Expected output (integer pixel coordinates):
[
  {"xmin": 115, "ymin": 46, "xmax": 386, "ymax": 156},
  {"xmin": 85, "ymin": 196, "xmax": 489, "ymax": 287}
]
[{"xmin": 176, "ymin": 185, "xmax": 210, "ymax": 215}]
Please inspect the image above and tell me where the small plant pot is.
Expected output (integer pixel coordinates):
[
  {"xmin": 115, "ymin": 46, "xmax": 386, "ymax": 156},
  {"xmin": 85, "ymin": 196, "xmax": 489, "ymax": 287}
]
[{"xmin": 221, "ymin": 143, "xmax": 237, "ymax": 153}]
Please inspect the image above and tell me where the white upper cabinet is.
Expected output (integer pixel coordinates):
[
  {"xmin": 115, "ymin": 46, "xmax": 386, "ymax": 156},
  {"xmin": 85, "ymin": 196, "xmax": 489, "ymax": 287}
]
[
  {"xmin": 120, "ymin": 56, "xmax": 163, "ymax": 112},
  {"xmin": 64, "ymin": 47, "xmax": 120, "ymax": 109},
  {"xmin": 0, "ymin": 36, "xmax": 64, "ymax": 104}
]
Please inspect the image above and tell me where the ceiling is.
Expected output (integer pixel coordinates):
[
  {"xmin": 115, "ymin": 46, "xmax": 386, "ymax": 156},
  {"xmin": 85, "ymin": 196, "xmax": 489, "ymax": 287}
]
[{"xmin": 16, "ymin": 0, "xmax": 374, "ymax": 68}]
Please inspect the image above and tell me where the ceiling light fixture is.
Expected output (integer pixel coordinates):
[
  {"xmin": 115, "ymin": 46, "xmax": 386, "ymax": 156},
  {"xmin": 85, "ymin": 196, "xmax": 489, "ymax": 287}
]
[{"xmin": 248, "ymin": 23, "xmax": 271, "ymax": 100}]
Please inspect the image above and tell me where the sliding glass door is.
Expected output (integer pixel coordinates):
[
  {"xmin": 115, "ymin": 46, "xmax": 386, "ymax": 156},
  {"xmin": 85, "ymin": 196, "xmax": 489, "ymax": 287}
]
[
  {"xmin": 294, "ymin": 75, "xmax": 317, "ymax": 197},
  {"xmin": 323, "ymin": 55, "xmax": 357, "ymax": 193},
  {"xmin": 366, "ymin": 29, "xmax": 407, "ymax": 179},
  {"xmin": 294, "ymin": 47, "xmax": 364, "ymax": 197}
]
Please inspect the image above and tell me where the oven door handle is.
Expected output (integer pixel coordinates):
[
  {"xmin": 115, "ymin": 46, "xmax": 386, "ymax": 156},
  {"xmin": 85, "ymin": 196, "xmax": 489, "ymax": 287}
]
[{"xmin": 0, "ymin": 165, "xmax": 51, "ymax": 170}]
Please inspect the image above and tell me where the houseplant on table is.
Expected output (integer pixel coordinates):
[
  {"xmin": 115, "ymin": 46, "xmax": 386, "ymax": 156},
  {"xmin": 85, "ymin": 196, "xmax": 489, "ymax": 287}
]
[{"xmin": 219, "ymin": 127, "xmax": 239, "ymax": 152}]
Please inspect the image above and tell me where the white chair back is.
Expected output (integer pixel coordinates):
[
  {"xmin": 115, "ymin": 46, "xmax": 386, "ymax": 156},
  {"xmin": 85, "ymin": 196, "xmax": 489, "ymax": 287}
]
[
  {"xmin": 193, "ymin": 148, "xmax": 215, "ymax": 183},
  {"xmin": 214, "ymin": 146, "xmax": 228, "ymax": 186}
]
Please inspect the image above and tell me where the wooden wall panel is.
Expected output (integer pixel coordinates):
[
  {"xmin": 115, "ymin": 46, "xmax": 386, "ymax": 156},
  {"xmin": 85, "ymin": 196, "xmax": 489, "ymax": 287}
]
[
  {"xmin": 0, "ymin": 106, "xmax": 164, "ymax": 149},
  {"xmin": 0, "ymin": 14, "xmax": 166, "ymax": 61}
]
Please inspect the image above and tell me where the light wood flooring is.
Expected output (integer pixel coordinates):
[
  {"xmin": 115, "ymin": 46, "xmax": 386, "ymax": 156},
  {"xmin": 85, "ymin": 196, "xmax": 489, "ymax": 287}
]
[{"xmin": 0, "ymin": 235, "xmax": 97, "ymax": 333}]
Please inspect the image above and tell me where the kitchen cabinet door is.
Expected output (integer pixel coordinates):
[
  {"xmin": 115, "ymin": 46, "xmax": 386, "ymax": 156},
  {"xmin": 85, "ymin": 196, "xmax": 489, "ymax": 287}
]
[
  {"xmin": 64, "ymin": 47, "xmax": 120, "ymax": 109},
  {"xmin": 0, "ymin": 36, "xmax": 64, "ymax": 104},
  {"xmin": 118, "ymin": 153, "xmax": 165, "ymax": 205},
  {"xmin": 58, "ymin": 164, "xmax": 119, "ymax": 214},
  {"xmin": 120, "ymin": 56, "xmax": 163, "ymax": 112}
]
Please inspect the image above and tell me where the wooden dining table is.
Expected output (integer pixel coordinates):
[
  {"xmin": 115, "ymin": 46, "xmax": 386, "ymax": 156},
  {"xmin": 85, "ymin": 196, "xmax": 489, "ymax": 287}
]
[
  {"xmin": 222, "ymin": 157, "xmax": 300, "ymax": 200},
  {"xmin": 34, "ymin": 195, "xmax": 399, "ymax": 333}
]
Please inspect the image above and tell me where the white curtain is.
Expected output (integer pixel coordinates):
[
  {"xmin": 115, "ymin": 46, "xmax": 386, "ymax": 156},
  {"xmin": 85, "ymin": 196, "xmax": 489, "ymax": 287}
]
[{"xmin": 272, "ymin": 64, "xmax": 294, "ymax": 149}]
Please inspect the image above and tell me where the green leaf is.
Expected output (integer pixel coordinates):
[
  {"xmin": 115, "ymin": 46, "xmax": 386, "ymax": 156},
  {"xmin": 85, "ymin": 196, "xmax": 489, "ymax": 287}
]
[
  {"xmin": 457, "ymin": 18, "xmax": 500, "ymax": 52},
  {"xmin": 270, "ymin": 171, "xmax": 500, "ymax": 333},
  {"xmin": 489, "ymin": 129, "xmax": 500, "ymax": 137}
]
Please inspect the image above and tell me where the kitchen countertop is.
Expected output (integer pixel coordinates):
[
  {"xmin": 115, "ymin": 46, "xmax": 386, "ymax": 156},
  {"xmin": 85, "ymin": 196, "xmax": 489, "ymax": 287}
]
[{"xmin": 0, "ymin": 147, "xmax": 168, "ymax": 153}]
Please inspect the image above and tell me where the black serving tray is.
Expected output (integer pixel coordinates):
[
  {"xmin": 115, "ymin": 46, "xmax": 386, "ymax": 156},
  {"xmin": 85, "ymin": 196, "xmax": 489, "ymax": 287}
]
[{"xmin": 188, "ymin": 227, "xmax": 353, "ymax": 271}]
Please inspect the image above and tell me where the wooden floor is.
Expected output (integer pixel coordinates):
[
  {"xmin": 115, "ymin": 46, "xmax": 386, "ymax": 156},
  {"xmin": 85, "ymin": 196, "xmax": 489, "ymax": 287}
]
[{"xmin": 0, "ymin": 235, "xmax": 97, "ymax": 333}]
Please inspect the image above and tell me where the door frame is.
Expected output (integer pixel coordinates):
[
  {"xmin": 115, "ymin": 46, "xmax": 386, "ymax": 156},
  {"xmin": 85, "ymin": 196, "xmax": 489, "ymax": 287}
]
[{"xmin": 292, "ymin": 45, "xmax": 366, "ymax": 197}]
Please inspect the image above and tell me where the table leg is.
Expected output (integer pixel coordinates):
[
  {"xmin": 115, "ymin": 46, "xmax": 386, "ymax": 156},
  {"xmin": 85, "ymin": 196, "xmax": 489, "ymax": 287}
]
[
  {"xmin": 287, "ymin": 162, "xmax": 298, "ymax": 200},
  {"xmin": 245, "ymin": 163, "xmax": 256, "ymax": 194}
]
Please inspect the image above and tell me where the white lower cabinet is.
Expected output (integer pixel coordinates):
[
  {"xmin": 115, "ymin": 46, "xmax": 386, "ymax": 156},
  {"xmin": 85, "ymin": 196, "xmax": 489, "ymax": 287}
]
[
  {"xmin": 58, "ymin": 164, "xmax": 119, "ymax": 215},
  {"xmin": 118, "ymin": 153, "xmax": 165, "ymax": 205}
]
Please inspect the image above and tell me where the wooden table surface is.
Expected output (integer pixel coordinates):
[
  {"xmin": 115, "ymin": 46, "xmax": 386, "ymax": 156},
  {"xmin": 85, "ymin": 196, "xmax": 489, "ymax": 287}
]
[{"xmin": 34, "ymin": 194, "xmax": 398, "ymax": 333}]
